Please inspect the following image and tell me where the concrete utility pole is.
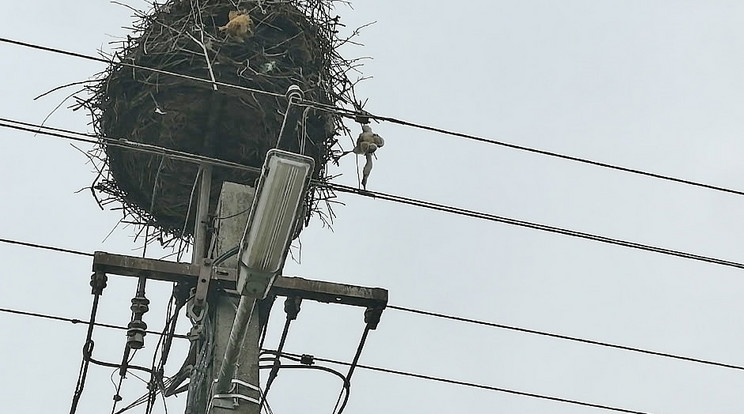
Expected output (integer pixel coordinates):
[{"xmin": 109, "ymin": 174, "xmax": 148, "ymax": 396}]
[
  {"xmin": 204, "ymin": 182, "xmax": 260, "ymax": 414},
  {"xmin": 90, "ymin": 171, "xmax": 388, "ymax": 414}
]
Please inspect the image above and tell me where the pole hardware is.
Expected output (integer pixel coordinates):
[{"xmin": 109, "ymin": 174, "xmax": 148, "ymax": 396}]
[
  {"xmin": 127, "ymin": 294, "xmax": 150, "ymax": 350},
  {"xmin": 89, "ymin": 272, "xmax": 108, "ymax": 296},
  {"xmin": 283, "ymin": 296, "xmax": 302, "ymax": 320},
  {"xmin": 364, "ymin": 306, "xmax": 384, "ymax": 330}
]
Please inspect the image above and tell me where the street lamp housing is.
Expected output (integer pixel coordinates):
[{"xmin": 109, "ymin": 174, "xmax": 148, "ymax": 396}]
[{"xmin": 237, "ymin": 149, "xmax": 315, "ymax": 298}]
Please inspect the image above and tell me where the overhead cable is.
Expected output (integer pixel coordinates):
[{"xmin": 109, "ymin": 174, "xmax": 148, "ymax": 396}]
[
  {"xmin": 0, "ymin": 117, "xmax": 261, "ymax": 174},
  {"xmin": 0, "ymin": 236, "xmax": 93, "ymax": 257},
  {"xmin": 301, "ymin": 99, "xmax": 744, "ymax": 198},
  {"xmin": 0, "ymin": 306, "xmax": 187, "ymax": 339},
  {"xmin": 0, "ymin": 37, "xmax": 283, "ymax": 99},
  {"xmin": 326, "ymin": 183, "xmax": 744, "ymax": 271},
  {"xmin": 4, "ymin": 118, "xmax": 744, "ymax": 272},
  {"xmin": 387, "ymin": 305, "xmax": 744, "ymax": 372},
  {"xmin": 278, "ymin": 351, "xmax": 653, "ymax": 414},
  {"xmin": 1, "ymin": 36, "xmax": 743, "ymax": 199}
]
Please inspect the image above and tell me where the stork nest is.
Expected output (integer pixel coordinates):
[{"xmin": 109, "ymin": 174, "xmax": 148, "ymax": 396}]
[{"xmin": 74, "ymin": 0, "xmax": 364, "ymax": 246}]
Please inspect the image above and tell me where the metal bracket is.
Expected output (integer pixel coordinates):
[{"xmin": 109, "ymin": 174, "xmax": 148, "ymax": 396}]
[
  {"xmin": 193, "ymin": 258, "xmax": 213, "ymax": 317},
  {"xmin": 211, "ymin": 378, "xmax": 261, "ymax": 409}
]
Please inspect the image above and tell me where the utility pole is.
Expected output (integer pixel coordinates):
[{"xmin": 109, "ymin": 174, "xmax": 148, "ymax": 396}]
[
  {"xmin": 203, "ymin": 182, "xmax": 261, "ymax": 414},
  {"xmin": 90, "ymin": 144, "xmax": 388, "ymax": 414}
]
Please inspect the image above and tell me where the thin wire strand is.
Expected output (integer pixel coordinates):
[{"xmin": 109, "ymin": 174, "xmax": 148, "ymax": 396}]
[
  {"xmin": 302, "ymin": 100, "xmax": 744, "ymax": 198},
  {"xmin": 387, "ymin": 305, "xmax": 744, "ymax": 372},
  {"xmin": 0, "ymin": 306, "xmax": 187, "ymax": 339},
  {"xmin": 0, "ymin": 118, "xmax": 261, "ymax": 175},
  {"xmin": 326, "ymin": 183, "xmax": 744, "ymax": 271},
  {"xmin": 0, "ymin": 237, "xmax": 93, "ymax": 257},
  {"xmin": 1, "ymin": 36, "xmax": 742, "ymax": 200},
  {"xmin": 5, "ymin": 117, "xmax": 744, "ymax": 272},
  {"xmin": 7, "ymin": 114, "xmax": 744, "ymax": 273},
  {"xmin": 0, "ymin": 37, "xmax": 283, "ymax": 99},
  {"xmin": 279, "ymin": 351, "xmax": 652, "ymax": 414}
]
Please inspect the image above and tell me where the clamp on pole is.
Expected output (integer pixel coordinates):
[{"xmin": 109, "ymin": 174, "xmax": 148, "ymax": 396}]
[{"xmin": 211, "ymin": 378, "xmax": 262, "ymax": 409}]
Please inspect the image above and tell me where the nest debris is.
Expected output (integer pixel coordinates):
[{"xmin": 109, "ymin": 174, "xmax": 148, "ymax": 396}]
[{"xmin": 73, "ymin": 0, "xmax": 366, "ymax": 247}]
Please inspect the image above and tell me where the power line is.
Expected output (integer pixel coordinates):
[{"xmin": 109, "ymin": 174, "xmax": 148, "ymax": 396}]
[
  {"xmin": 278, "ymin": 351, "xmax": 653, "ymax": 414},
  {"xmin": 324, "ymin": 103, "xmax": 744, "ymax": 198},
  {"xmin": 2, "ymin": 233, "xmax": 742, "ymax": 376},
  {"xmin": 0, "ymin": 306, "xmax": 187, "ymax": 339},
  {"xmin": 0, "ymin": 37, "xmax": 284, "ymax": 99},
  {"xmin": 387, "ymin": 305, "xmax": 744, "ymax": 372},
  {"xmin": 2, "ymin": 36, "xmax": 743, "ymax": 201},
  {"xmin": 0, "ymin": 237, "xmax": 93, "ymax": 257},
  {"xmin": 5, "ymin": 117, "xmax": 744, "ymax": 272},
  {"xmin": 326, "ymin": 183, "xmax": 744, "ymax": 271},
  {"xmin": 0, "ymin": 118, "xmax": 261, "ymax": 175}
]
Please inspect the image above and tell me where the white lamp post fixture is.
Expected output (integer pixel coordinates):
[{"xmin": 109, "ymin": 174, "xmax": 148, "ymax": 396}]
[
  {"xmin": 237, "ymin": 148, "xmax": 315, "ymax": 298},
  {"xmin": 213, "ymin": 149, "xmax": 314, "ymax": 400}
]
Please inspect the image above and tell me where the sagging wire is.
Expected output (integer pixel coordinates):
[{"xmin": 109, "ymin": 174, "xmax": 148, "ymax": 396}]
[
  {"xmin": 144, "ymin": 289, "xmax": 187, "ymax": 414},
  {"xmin": 69, "ymin": 271, "xmax": 108, "ymax": 414},
  {"xmin": 259, "ymin": 297, "xmax": 302, "ymax": 410},
  {"xmin": 258, "ymin": 351, "xmax": 351, "ymax": 413},
  {"xmin": 258, "ymin": 306, "xmax": 383, "ymax": 414}
]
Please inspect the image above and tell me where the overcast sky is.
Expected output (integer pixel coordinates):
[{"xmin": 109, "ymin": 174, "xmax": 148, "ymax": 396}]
[{"xmin": 2, "ymin": 1, "xmax": 744, "ymax": 413}]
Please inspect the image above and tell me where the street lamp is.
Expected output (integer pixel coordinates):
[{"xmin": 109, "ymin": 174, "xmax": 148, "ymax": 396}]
[
  {"xmin": 237, "ymin": 148, "xmax": 315, "ymax": 298},
  {"xmin": 213, "ymin": 149, "xmax": 315, "ymax": 400}
]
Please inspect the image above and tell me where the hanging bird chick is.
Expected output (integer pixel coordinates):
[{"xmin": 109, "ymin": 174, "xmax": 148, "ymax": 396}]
[
  {"xmin": 219, "ymin": 10, "xmax": 253, "ymax": 41},
  {"xmin": 354, "ymin": 124, "xmax": 384, "ymax": 189},
  {"xmin": 354, "ymin": 124, "xmax": 384, "ymax": 155}
]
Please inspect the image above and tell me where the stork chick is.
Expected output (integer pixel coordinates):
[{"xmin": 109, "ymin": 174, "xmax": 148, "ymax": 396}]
[
  {"xmin": 219, "ymin": 11, "xmax": 253, "ymax": 41},
  {"xmin": 354, "ymin": 124, "xmax": 384, "ymax": 189}
]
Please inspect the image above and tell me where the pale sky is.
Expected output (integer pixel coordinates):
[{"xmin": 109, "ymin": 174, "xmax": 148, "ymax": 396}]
[{"xmin": 2, "ymin": 1, "xmax": 744, "ymax": 413}]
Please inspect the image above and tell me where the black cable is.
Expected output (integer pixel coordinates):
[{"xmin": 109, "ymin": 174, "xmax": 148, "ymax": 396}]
[
  {"xmin": 332, "ymin": 325, "xmax": 370, "ymax": 414},
  {"xmin": 213, "ymin": 245, "xmax": 240, "ymax": 266},
  {"xmin": 303, "ymin": 99, "xmax": 744, "ymax": 199},
  {"xmin": 388, "ymin": 305, "xmax": 744, "ymax": 372},
  {"xmin": 261, "ymin": 317, "xmax": 293, "ymax": 406},
  {"xmin": 1, "ymin": 33, "xmax": 741, "ymax": 203},
  {"xmin": 0, "ymin": 306, "xmax": 188, "ymax": 339},
  {"xmin": 0, "ymin": 237, "xmax": 93, "ymax": 257},
  {"xmin": 89, "ymin": 357, "xmax": 153, "ymax": 375},
  {"xmin": 7, "ymin": 113, "xmax": 744, "ymax": 272},
  {"xmin": 327, "ymin": 182, "xmax": 744, "ymax": 271},
  {"xmin": 280, "ymin": 351, "xmax": 653, "ymax": 414},
  {"xmin": 3, "ymin": 35, "xmax": 741, "ymax": 201},
  {"xmin": 0, "ymin": 37, "xmax": 284, "ymax": 99},
  {"xmin": 0, "ymin": 118, "xmax": 261, "ymax": 175},
  {"xmin": 69, "ymin": 273, "xmax": 107, "ymax": 414},
  {"xmin": 2, "ymin": 35, "xmax": 742, "ymax": 202},
  {"xmin": 8, "ymin": 114, "xmax": 744, "ymax": 272}
]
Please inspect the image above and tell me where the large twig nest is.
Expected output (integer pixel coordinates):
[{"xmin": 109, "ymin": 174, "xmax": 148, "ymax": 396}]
[{"xmin": 77, "ymin": 0, "xmax": 361, "ymax": 244}]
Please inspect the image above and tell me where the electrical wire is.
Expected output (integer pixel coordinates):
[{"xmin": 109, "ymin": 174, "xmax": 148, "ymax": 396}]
[
  {"xmin": 387, "ymin": 305, "xmax": 744, "ymax": 372},
  {"xmin": 326, "ymin": 182, "xmax": 744, "ymax": 271},
  {"xmin": 0, "ymin": 117, "xmax": 261, "ymax": 175},
  {"xmin": 302, "ymin": 100, "xmax": 744, "ymax": 199},
  {"xmin": 69, "ymin": 273, "xmax": 106, "ymax": 414},
  {"xmin": 5, "ymin": 116, "xmax": 744, "ymax": 273},
  {"xmin": 279, "ymin": 351, "xmax": 653, "ymax": 414},
  {"xmin": 0, "ymin": 306, "xmax": 188, "ymax": 339},
  {"xmin": 331, "ymin": 325, "xmax": 370, "ymax": 414},
  {"xmin": 2, "ymin": 36, "xmax": 743, "ymax": 201},
  {"xmin": 0, "ymin": 237, "xmax": 93, "ymax": 257},
  {"xmin": 0, "ymin": 37, "xmax": 284, "ymax": 99},
  {"xmin": 5, "ymin": 229, "xmax": 744, "ymax": 376},
  {"xmin": 7, "ymin": 114, "xmax": 744, "ymax": 273}
]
